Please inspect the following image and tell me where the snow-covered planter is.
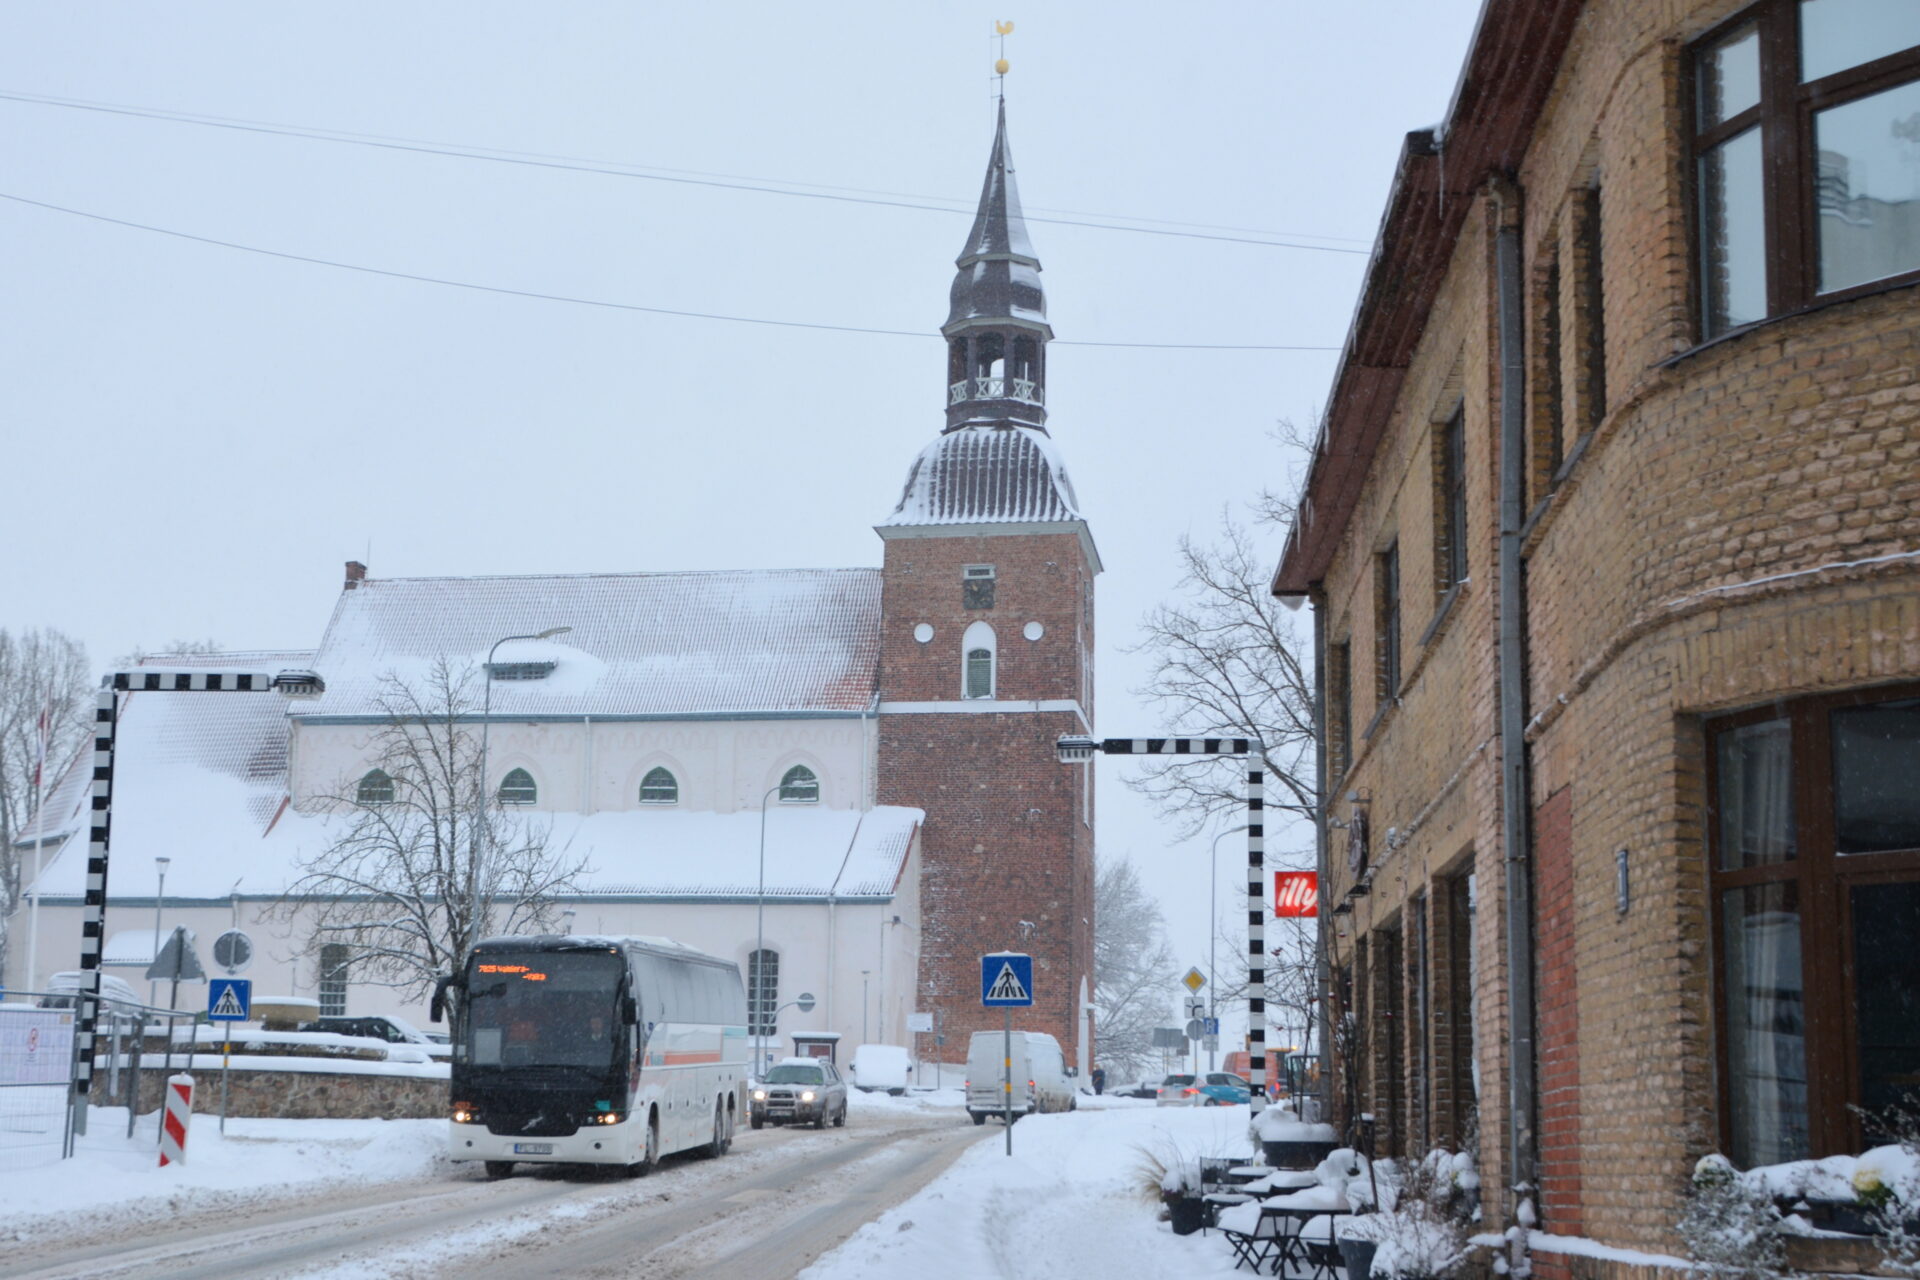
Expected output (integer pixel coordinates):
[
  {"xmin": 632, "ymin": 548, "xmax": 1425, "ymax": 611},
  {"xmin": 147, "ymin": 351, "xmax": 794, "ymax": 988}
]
[
  {"xmin": 1679, "ymin": 1154, "xmax": 1789, "ymax": 1280},
  {"xmin": 1251, "ymin": 1103, "xmax": 1339, "ymax": 1169},
  {"xmin": 1336, "ymin": 1150, "xmax": 1475, "ymax": 1280}
]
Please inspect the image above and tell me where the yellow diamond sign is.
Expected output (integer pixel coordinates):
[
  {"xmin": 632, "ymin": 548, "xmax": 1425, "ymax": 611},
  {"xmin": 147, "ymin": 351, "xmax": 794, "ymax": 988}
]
[{"xmin": 1182, "ymin": 967, "xmax": 1206, "ymax": 993}]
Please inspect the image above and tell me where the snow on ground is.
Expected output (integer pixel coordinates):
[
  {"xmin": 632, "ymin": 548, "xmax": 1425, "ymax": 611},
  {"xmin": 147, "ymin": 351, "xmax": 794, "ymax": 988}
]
[
  {"xmin": 803, "ymin": 1102, "xmax": 1265, "ymax": 1280},
  {"xmin": 0, "ymin": 1106, "xmax": 446, "ymax": 1241}
]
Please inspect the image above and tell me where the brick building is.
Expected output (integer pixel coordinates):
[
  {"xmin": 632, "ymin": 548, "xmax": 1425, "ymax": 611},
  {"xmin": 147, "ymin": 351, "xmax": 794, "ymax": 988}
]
[
  {"xmin": 10, "ymin": 104, "xmax": 1099, "ymax": 1069},
  {"xmin": 1271, "ymin": 0, "xmax": 1920, "ymax": 1264}
]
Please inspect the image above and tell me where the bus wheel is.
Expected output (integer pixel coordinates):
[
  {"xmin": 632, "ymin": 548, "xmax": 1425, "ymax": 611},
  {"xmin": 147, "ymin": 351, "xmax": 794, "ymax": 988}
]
[
  {"xmin": 483, "ymin": 1161, "xmax": 514, "ymax": 1180},
  {"xmin": 628, "ymin": 1115, "xmax": 659, "ymax": 1177},
  {"xmin": 705, "ymin": 1103, "xmax": 727, "ymax": 1159}
]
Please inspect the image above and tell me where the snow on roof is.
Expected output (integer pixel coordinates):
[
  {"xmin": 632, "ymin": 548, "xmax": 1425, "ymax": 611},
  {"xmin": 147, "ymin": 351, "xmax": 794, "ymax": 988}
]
[
  {"xmin": 881, "ymin": 426, "xmax": 1082, "ymax": 527},
  {"xmin": 102, "ymin": 929, "xmax": 167, "ymax": 967},
  {"xmin": 303, "ymin": 569, "xmax": 882, "ymax": 719},
  {"xmin": 14, "ymin": 650, "xmax": 313, "ymax": 851}
]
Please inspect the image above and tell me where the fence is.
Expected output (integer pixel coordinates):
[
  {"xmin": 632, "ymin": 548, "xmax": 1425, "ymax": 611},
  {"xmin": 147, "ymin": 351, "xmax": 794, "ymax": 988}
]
[{"xmin": 0, "ymin": 992, "xmax": 200, "ymax": 1164}]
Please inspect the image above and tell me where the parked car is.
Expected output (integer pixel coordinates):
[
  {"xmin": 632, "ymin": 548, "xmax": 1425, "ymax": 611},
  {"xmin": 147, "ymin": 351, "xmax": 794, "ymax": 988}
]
[
  {"xmin": 299, "ymin": 1014, "xmax": 451, "ymax": 1059},
  {"xmin": 1156, "ymin": 1073, "xmax": 1199, "ymax": 1106},
  {"xmin": 848, "ymin": 1043, "xmax": 911, "ymax": 1095},
  {"xmin": 750, "ymin": 1057, "xmax": 848, "ymax": 1129},
  {"xmin": 1118, "ymin": 1079, "xmax": 1161, "ymax": 1100},
  {"xmin": 964, "ymin": 1029, "xmax": 1076, "ymax": 1124},
  {"xmin": 1195, "ymin": 1072, "xmax": 1254, "ymax": 1106},
  {"xmin": 38, "ymin": 972, "xmax": 145, "ymax": 1021}
]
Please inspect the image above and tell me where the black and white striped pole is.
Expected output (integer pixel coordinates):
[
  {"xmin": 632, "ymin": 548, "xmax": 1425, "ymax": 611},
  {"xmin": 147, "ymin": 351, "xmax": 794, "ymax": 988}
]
[
  {"xmin": 1055, "ymin": 735, "xmax": 1269, "ymax": 1114},
  {"xmin": 68, "ymin": 667, "xmax": 323, "ymax": 1147}
]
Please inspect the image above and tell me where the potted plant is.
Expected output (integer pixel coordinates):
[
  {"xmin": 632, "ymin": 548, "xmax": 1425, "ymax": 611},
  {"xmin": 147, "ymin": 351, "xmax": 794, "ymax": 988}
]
[
  {"xmin": 1160, "ymin": 1160, "xmax": 1207, "ymax": 1235},
  {"xmin": 1340, "ymin": 1150, "xmax": 1474, "ymax": 1280}
]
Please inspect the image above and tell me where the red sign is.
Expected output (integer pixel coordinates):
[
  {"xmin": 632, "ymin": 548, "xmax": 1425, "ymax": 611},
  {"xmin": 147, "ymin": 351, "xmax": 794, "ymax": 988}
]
[{"xmin": 1274, "ymin": 872, "xmax": 1319, "ymax": 918}]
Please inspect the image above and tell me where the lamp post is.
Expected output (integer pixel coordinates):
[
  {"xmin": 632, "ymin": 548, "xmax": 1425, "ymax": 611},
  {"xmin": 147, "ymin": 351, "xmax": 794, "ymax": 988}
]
[
  {"xmin": 753, "ymin": 780, "xmax": 785, "ymax": 1075},
  {"xmin": 149, "ymin": 857, "xmax": 170, "ymax": 1009},
  {"xmin": 470, "ymin": 627, "xmax": 571, "ymax": 963},
  {"xmin": 1208, "ymin": 825, "xmax": 1250, "ymax": 1073},
  {"xmin": 861, "ymin": 970, "xmax": 871, "ymax": 1042}
]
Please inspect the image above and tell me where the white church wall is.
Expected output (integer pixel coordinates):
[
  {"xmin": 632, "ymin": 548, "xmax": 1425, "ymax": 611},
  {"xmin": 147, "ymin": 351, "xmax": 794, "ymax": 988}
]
[{"xmin": 289, "ymin": 715, "xmax": 876, "ymax": 815}]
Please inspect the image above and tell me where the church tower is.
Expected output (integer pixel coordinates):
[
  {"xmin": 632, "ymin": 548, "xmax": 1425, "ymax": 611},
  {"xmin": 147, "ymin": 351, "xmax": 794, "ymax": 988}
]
[{"xmin": 876, "ymin": 102, "xmax": 1100, "ymax": 1061}]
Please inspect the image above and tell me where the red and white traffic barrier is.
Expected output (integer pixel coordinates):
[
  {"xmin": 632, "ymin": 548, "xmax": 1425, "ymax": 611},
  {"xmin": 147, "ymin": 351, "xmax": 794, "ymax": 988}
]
[{"xmin": 159, "ymin": 1073, "xmax": 194, "ymax": 1167}]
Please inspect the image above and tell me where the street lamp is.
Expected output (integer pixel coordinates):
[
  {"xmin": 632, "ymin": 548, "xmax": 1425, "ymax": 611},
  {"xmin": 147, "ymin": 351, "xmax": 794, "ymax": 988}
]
[
  {"xmin": 471, "ymin": 627, "xmax": 571, "ymax": 959},
  {"xmin": 861, "ymin": 970, "xmax": 871, "ymax": 1043},
  {"xmin": 1209, "ymin": 824, "xmax": 1250, "ymax": 1072},
  {"xmin": 753, "ymin": 781, "xmax": 785, "ymax": 1075},
  {"xmin": 149, "ymin": 857, "xmax": 171, "ymax": 1010}
]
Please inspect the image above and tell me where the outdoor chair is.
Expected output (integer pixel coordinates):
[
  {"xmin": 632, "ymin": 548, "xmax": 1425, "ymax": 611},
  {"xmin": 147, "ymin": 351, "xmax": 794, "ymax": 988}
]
[
  {"xmin": 1217, "ymin": 1204, "xmax": 1285, "ymax": 1274},
  {"xmin": 1296, "ymin": 1213, "xmax": 1345, "ymax": 1280}
]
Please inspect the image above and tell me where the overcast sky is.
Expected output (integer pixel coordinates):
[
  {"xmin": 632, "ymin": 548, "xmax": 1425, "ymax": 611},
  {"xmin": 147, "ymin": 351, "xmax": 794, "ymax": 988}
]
[{"xmin": 3, "ymin": 2, "xmax": 1480, "ymax": 1048}]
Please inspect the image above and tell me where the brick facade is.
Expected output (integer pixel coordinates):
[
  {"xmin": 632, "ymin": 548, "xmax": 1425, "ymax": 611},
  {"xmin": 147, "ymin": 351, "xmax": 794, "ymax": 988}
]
[
  {"xmin": 876, "ymin": 530, "xmax": 1096, "ymax": 1053},
  {"xmin": 1277, "ymin": 0, "xmax": 1920, "ymax": 1264}
]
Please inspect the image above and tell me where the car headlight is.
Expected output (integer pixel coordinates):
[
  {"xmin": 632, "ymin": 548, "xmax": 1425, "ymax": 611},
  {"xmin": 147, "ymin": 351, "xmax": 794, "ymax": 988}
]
[
  {"xmin": 800, "ymin": 1090, "xmax": 816, "ymax": 1102},
  {"xmin": 753, "ymin": 1089, "xmax": 767, "ymax": 1101},
  {"xmin": 451, "ymin": 1102, "xmax": 480, "ymax": 1124}
]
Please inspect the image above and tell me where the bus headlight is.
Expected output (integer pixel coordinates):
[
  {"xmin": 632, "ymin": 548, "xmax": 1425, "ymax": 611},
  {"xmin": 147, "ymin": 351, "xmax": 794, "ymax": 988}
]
[
  {"xmin": 800, "ymin": 1090, "xmax": 816, "ymax": 1103},
  {"xmin": 591, "ymin": 1111, "xmax": 624, "ymax": 1126},
  {"xmin": 451, "ymin": 1102, "xmax": 481, "ymax": 1124}
]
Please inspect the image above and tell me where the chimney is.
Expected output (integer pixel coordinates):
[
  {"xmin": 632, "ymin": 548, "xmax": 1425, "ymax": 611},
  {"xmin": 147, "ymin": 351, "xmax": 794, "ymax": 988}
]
[{"xmin": 344, "ymin": 561, "xmax": 367, "ymax": 590}]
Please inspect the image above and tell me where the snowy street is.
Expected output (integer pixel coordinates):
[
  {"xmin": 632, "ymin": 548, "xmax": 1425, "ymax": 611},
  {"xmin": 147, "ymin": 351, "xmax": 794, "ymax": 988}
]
[{"xmin": 0, "ymin": 1092, "xmax": 1273, "ymax": 1279}]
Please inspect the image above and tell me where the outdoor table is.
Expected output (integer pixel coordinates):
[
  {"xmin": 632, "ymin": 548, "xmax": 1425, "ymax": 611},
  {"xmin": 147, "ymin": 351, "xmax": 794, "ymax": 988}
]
[
  {"xmin": 1253, "ymin": 1202, "xmax": 1352, "ymax": 1276},
  {"xmin": 1224, "ymin": 1164, "xmax": 1275, "ymax": 1185},
  {"xmin": 1241, "ymin": 1170, "xmax": 1319, "ymax": 1195}
]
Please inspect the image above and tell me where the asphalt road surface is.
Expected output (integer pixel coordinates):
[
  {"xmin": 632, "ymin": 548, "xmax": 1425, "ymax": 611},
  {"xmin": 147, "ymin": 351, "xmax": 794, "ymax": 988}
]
[{"xmin": 0, "ymin": 1108, "xmax": 987, "ymax": 1280}]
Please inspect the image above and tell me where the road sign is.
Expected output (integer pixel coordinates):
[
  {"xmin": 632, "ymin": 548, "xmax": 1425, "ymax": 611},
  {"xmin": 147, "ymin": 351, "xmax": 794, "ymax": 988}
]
[
  {"xmin": 207, "ymin": 978, "xmax": 252, "ymax": 1022},
  {"xmin": 1185, "ymin": 1018, "xmax": 1205, "ymax": 1040},
  {"xmin": 1203, "ymin": 1035, "xmax": 1220, "ymax": 1052},
  {"xmin": 1275, "ymin": 871, "xmax": 1320, "ymax": 918},
  {"xmin": 146, "ymin": 927, "xmax": 205, "ymax": 983},
  {"xmin": 980, "ymin": 952, "xmax": 1034, "ymax": 1007},
  {"xmin": 212, "ymin": 929, "xmax": 253, "ymax": 975},
  {"xmin": 1181, "ymin": 967, "xmax": 1206, "ymax": 993},
  {"xmin": 907, "ymin": 1011, "xmax": 934, "ymax": 1033},
  {"xmin": 1185, "ymin": 996, "xmax": 1206, "ymax": 1019},
  {"xmin": 1204, "ymin": 1017, "xmax": 1220, "ymax": 1036}
]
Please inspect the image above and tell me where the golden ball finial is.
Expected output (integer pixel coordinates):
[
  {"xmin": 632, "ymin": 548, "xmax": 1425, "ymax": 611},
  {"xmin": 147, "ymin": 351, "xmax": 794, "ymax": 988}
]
[{"xmin": 995, "ymin": 57, "xmax": 1010, "ymax": 75}]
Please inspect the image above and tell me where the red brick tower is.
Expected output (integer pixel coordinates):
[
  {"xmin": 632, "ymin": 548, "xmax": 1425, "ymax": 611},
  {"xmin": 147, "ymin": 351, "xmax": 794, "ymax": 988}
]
[{"xmin": 875, "ymin": 102, "xmax": 1100, "ymax": 1061}]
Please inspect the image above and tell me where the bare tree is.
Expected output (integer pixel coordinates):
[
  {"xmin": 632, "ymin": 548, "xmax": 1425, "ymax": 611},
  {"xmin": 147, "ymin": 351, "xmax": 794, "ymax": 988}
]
[
  {"xmin": 279, "ymin": 658, "xmax": 587, "ymax": 1003},
  {"xmin": 1094, "ymin": 856, "xmax": 1178, "ymax": 1083},
  {"xmin": 0, "ymin": 627, "xmax": 93, "ymax": 984},
  {"xmin": 1208, "ymin": 914, "xmax": 1320, "ymax": 1060},
  {"xmin": 1129, "ymin": 426, "xmax": 1317, "ymax": 838}
]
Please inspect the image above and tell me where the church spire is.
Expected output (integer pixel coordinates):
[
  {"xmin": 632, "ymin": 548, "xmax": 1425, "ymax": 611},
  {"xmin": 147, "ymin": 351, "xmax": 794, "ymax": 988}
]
[{"xmin": 943, "ymin": 99, "xmax": 1051, "ymax": 433}]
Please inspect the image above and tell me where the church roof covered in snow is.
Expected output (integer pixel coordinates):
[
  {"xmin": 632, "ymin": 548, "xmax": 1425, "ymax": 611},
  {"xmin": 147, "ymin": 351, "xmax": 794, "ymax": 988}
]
[
  {"xmin": 880, "ymin": 425, "xmax": 1085, "ymax": 528},
  {"xmin": 301, "ymin": 568, "xmax": 882, "ymax": 720}
]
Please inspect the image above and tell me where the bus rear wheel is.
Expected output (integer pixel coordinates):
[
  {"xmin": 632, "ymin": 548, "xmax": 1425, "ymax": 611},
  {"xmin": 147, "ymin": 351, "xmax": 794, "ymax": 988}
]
[
  {"xmin": 483, "ymin": 1161, "xmax": 514, "ymax": 1180},
  {"xmin": 704, "ymin": 1103, "xmax": 727, "ymax": 1159}
]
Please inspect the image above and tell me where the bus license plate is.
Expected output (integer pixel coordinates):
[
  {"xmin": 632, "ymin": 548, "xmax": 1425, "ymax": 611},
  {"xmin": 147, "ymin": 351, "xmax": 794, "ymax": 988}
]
[{"xmin": 513, "ymin": 1143, "xmax": 554, "ymax": 1155}]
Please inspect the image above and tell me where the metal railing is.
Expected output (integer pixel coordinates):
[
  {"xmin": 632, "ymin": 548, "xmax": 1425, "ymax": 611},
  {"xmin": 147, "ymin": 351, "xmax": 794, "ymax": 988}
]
[
  {"xmin": 1, "ymin": 992, "xmax": 201, "ymax": 1160},
  {"xmin": 948, "ymin": 377, "xmax": 1044, "ymax": 407}
]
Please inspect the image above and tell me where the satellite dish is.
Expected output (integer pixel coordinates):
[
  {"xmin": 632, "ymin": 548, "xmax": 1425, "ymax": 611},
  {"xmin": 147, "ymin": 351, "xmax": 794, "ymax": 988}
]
[{"xmin": 213, "ymin": 929, "xmax": 254, "ymax": 976}]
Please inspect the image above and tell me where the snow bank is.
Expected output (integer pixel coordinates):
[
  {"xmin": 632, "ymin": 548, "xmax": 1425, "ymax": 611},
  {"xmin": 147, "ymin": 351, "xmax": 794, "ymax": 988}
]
[
  {"xmin": 804, "ymin": 1105, "xmax": 1259, "ymax": 1280},
  {"xmin": 0, "ymin": 1110, "xmax": 445, "ymax": 1239}
]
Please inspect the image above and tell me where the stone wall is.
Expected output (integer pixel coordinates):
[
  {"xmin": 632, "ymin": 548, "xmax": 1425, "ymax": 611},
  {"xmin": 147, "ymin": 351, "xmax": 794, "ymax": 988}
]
[{"xmin": 95, "ymin": 1063, "xmax": 446, "ymax": 1119}]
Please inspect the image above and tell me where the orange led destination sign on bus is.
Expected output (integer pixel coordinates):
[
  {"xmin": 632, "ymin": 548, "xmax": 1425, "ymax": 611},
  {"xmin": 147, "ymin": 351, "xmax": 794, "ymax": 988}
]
[{"xmin": 477, "ymin": 964, "xmax": 546, "ymax": 980}]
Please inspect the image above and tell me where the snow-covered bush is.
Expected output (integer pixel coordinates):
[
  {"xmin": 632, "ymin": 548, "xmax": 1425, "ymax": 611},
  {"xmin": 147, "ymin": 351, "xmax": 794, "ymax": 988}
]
[
  {"xmin": 1339, "ymin": 1149, "xmax": 1474, "ymax": 1279},
  {"xmin": 1678, "ymin": 1154, "xmax": 1788, "ymax": 1280},
  {"xmin": 1861, "ymin": 1095, "xmax": 1920, "ymax": 1276}
]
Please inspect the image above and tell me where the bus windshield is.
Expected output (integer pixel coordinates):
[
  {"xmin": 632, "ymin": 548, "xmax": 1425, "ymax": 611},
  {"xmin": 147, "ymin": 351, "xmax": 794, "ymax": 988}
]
[{"xmin": 464, "ymin": 951, "xmax": 625, "ymax": 1069}]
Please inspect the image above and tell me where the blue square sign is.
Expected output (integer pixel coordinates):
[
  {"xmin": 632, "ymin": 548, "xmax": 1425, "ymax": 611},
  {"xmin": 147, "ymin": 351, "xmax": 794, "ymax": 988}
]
[
  {"xmin": 208, "ymin": 977, "xmax": 252, "ymax": 1022},
  {"xmin": 980, "ymin": 952, "xmax": 1034, "ymax": 1007}
]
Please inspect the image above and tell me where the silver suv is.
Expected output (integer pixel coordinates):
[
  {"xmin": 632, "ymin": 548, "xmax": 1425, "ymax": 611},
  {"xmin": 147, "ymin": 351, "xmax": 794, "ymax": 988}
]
[{"xmin": 750, "ymin": 1058, "xmax": 848, "ymax": 1130}]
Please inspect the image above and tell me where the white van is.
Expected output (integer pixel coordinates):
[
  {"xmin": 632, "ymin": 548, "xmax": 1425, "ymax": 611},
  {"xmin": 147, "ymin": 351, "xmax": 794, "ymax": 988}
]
[
  {"xmin": 849, "ymin": 1043, "xmax": 911, "ymax": 1095},
  {"xmin": 964, "ymin": 1029, "xmax": 1076, "ymax": 1124}
]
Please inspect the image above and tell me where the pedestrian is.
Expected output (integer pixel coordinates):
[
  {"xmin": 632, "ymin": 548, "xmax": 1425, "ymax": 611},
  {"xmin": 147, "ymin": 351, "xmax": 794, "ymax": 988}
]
[{"xmin": 1090, "ymin": 1064, "xmax": 1106, "ymax": 1095}]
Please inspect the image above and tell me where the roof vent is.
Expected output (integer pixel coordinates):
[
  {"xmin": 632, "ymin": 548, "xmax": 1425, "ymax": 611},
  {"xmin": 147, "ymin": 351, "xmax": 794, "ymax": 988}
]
[{"xmin": 486, "ymin": 661, "xmax": 557, "ymax": 681}]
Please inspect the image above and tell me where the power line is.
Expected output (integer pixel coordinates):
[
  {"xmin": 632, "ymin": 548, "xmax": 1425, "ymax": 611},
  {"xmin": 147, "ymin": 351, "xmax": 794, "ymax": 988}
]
[
  {"xmin": 0, "ymin": 191, "xmax": 1341, "ymax": 351},
  {"xmin": 0, "ymin": 88, "xmax": 1370, "ymax": 256}
]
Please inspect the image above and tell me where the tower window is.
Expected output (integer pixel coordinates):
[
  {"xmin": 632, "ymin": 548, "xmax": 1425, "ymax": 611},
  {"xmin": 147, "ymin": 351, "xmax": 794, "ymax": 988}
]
[
  {"xmin": 497, "ymin": 767, "xmax": 537, "ymax": 806},
  {"xmin": 356, "ymin": 768, "xmax": 395, "ymax": 807},
  {"xmin": 319, "ymin": 944, "xmax": 350, "ymax": 1018},
  {"xmin": 639, "ymin": 766, "xmax": 679, "ymax": 805},
  {"xmin": 963, "ymin": 620, "xmax": 997, "ymax": 699},
  {"xmin": 778, "ymin": 765, "xmax": 819, "ymax": 804},
  {"xmin": 963, "ymin": 564, "xmax": 996, "ymax": 610}
]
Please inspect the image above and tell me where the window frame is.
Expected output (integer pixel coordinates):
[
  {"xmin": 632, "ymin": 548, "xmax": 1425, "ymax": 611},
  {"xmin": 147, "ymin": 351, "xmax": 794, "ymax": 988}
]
[
  {"xmin": 497, "ymin": 767, "xmax": 538, "ymax": 806},
  {"xmin": 1705, "ymin": 681, "xmax": 1920, "ymax": 1159},
  {"xmin": 747, "ymin": 948, "xmax": 780, "ymax": 1037},
  {"xmin": 355, "ymin": 768, "xmax": 396, "ymax": 807},
  {"xmin": 777, "ymin": 764, "xmax": 820, "ymax": 804},
  {"xmin": 1435, "ymin": 410, "xmax": 1468, "ymax": 595},
  {"xmin": 1376, "ymin": 542, "xmax": 1402, "ymax": 706},
  {"xmin": 1690, "ymin": 1, "xmax": 1920, "ymax": 338},
  {"xmin": 638, "ymin": 766, "xmax": 679, "ymax": 805},
  {"xmin": 319, "ymin": 943, "xmax": 351, "ymax": 1018}
]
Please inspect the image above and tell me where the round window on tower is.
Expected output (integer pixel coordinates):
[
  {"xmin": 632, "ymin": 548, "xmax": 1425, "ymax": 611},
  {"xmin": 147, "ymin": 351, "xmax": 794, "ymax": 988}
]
[
  {"xmin": 1023, "ymin": 621, "xmax": 1044, "ymax": 641},
  {"xmin": 913, "ymin": 623, "xmax": 934, "ymax": 644}
]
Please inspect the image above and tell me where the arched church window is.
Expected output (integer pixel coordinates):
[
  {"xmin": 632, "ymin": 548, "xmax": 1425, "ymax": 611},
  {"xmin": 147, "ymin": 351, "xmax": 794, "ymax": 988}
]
[
  {"xmin": 356, "ymin": 769, "xmax": 395, "ymax": 806},
  {"xmin": 964, "ymin": 620, "xmax": 997, "ymax": 699},
  {"xmin": 497, "ymin": 767, "xmax": 537, "ymax": 806},
  {"xmin": 778, "ymin": 765, "xmax": 819, "ymax": 804},
  {"xmin": 639, "ymin": 766, "xmax": 679, "ymax": 805},
  {"xmin": 748, "ymin": 948, "xmax": 779, "ymax": 1037}
]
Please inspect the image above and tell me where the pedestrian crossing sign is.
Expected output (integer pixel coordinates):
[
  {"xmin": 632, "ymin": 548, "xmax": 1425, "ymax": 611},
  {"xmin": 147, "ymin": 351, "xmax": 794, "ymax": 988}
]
[
  {"xmin": 208, "ymin": 977, "xmax": 252, "ymax": 1022},
  {"xmin": 980, "ymin": 952, "xmax": 1034, "ymax": 1007}
]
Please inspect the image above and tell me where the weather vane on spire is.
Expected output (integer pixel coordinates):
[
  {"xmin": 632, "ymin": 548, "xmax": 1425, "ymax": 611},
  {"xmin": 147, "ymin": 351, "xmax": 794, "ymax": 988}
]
[{"xmin": 993, "ymin": 19, "xmax": 1013, "ymax": 88}]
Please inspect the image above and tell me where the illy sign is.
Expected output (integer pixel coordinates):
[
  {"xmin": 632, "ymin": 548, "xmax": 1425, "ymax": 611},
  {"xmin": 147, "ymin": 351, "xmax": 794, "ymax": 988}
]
[{"xmin": 1274, "ymin": 871, "xmax": 1319, "ymax": 918}]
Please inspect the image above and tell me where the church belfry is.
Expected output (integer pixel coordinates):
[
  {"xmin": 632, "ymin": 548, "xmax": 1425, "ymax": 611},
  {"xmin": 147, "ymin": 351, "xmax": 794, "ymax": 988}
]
[
  {"xmin": 874, "ymin": 100, "xmax": 1099, "ymax": 1066},
  {"xmin": 944, "ymin": 100, "xmax": 1050, "ymax": 434}
]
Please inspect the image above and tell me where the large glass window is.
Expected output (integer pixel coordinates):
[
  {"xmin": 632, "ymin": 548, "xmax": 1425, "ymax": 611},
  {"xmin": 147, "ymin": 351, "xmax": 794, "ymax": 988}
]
[
  {"xmin": 1693, "ymin": 2, "xmax": 1920, "ymax": 338},
  {"xmin": 747, "ymin": 948, "xmax": 779, "ymax": 1037},
  {"xmin": 639, "ymin": 766, "xmax": 679, "ymax": 805},
  {"xmin": 319, "ymin": 944, "xmax": 351, "ymax": 1018},
  {"xmin": 497, "ymin": 767, "xmax": 537, "ymax": 806},
  {"xmin": 778, "ymin": 765, "xmax": 818, "ymax": 804},
  {"xmin": 1709, "ymin": 685, "xmax": 1920, "ymax": 1159}
]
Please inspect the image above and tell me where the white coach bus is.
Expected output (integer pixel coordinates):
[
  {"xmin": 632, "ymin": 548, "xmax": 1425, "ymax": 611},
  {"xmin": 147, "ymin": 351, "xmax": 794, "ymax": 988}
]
[{"xmin": 433, "ymin": 934, "xmax": 749, "ymax": 1177}]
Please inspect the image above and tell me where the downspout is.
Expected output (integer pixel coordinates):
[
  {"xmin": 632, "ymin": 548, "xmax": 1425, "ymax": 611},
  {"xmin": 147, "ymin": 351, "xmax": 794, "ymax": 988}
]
[
  {"xmin": 1311, "ymin": 586, "xmax": 1333, "ymax": 1122},
  {"xmin": 1494, "ymin": 179, "xmax": 1538, "ymax": 1211}
]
